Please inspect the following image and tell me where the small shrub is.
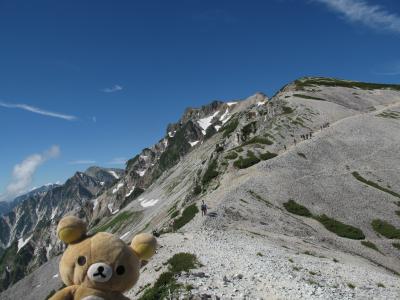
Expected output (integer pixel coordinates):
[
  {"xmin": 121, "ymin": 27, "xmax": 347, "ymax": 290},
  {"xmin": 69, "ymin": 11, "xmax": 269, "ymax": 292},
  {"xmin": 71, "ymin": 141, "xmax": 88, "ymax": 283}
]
[
  {"xmin": 309, "ymin": 271, "xmax": 317, "ymax": 275},
  {"xmin": 170, "ymin": 211, "xmax": 179, "ymax": 219},
  {"xmin": 333, "ymin": 258, "xmax": 339, "ymax": 263},
  {"xmin": 233, "ymin": 154, "xmax": 260, "ymax": 169},
  {"xmin": 222, "ymin": 118, "xmax": 239, "ymax": 138},
  {"xmin": 167, "ymin": 253, "xmax": 199, "ymax": 273},
  {"xmin": 225, "ymin": 152, "xmax": 238, "ymax": 160},
  {"xmin": 236, "ymin": 147, "xmax": 244, "ymax": 152},
  {"xmin": 371, "ymin": 219, "xmax": 400, "ymax": 239},
  {"xmin": 202, "ymin": 160, "xmax": 219, "ymax": 185},
  {"xmin": 193, "ymin": 184, "xmax": 202, "ymax": 195},
  {"xmin": 293, "ymin": 94, "xmax": 325, "ymax": 101},
  {"xmin": 283, "ymin": 200, "xmax": 312, "ymax": 217},
  {"xmin": 396, "ymin": 211, "xmax": 400, "ymax": 217},
  {"xmin": 259, "ymin": 152, "xmax": 278, "ymax": 161},
  {"xmin": 93, "ymin": 211, "xmax": 137, "ymax": 233},
  {"xmin": 297, "ymin": 152, "xmax": 307, "ymax": 159},
  {"xmin": 173, "ymin": 204, "xmax": 199, "ymax": 230},
  {"xmin": 377, "ymin": 283, "xmax": 385, "ymax": 288},
  {"xmin": 282, "ymin": 106, "xmax": 294, "ymax": 114},
  {"xmin": 256, "ymin": 252, "xmax": 263, "ymax": 257},
  {"xmin": 242, "ymin": 136, "xmax": 273, "ymax": 146},
  {"xmin": 240, "ymin": 199, "xmax": 249, "ymax": 204},
  {"xmin": 392, "ymin": 243, "xmax": 400, "ymax": 250},
  {"xmin": 347, "ymin": 283, "xmax": 355, "ymax": 289},
  {"xmin": 241, "ymin": 122, "xmax": 256, "ymax": 138},
  {"xmin": 315, "ymin": 214, "xmax": 365, "ymax": 240},
  {"xmin": 139, "ymin": 253, "xmax": 199, "ymax": 299},
  {"xmin": 288, "ymin": 258, "xmax": 294, "ymax": 263},
  {"xmin": 361, "ymin": 241, "xmax": 380, "ymax": 252}
]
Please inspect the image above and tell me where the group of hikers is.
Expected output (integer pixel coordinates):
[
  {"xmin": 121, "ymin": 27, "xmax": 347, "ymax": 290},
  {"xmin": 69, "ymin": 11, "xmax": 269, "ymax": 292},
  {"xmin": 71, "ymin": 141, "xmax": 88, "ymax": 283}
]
[
  {"xmin": 300, "ymin": 131, "xmax": 313, "ymax": 140},
  {"xmin": 320, "ymin": 122, "xmax": 330, "ymax": 130},
  {"xmin": 288, "ymin": 122, "xmax": 331, "ymax": 149}
]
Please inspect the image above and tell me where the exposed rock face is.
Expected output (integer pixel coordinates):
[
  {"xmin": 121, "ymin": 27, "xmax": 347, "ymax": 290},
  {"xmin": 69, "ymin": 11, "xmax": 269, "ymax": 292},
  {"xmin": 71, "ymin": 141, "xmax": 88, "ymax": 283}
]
[
  {"xmin": 2, "ymin": 77, "xmax": 400, "ymax": 299},
  {"xmin": 90, "ymin": 98, "xmax": 252, "ymax": 223},
  {"xmin": 0, "ymin": 167, "xmax": 122, "ymax": 291}
]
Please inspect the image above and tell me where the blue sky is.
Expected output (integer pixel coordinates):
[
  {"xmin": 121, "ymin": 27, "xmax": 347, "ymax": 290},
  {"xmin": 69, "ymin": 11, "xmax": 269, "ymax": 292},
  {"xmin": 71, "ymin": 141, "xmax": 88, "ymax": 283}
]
[{"xmin": 0, "ymin": 0, "xmax": 399, "ymax": 201}]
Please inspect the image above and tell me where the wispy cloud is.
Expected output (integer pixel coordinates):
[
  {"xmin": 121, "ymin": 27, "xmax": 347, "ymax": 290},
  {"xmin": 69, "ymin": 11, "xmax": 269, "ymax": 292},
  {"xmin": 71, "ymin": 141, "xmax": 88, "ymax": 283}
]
[
  {"xmin": 107, "ymin": 157, "xmax": 127, "ymax": 165},
  {"xmin": 102, "ymin": 85, "xmax": 123, "ymax": 93},
  {"xmin": 0, "ymin": 101, "xmax": 77, "ymax": 121},
  {"xmin": 315, "ymin": 0, "xmax": 400, "ymax": 33},
  {"xmin": 0, "ymin": 146, "xmax": 60, "ymax": 202},
  {"xmin": 69, "ymin": 160, "xmax": 96, "ymax": 165}
]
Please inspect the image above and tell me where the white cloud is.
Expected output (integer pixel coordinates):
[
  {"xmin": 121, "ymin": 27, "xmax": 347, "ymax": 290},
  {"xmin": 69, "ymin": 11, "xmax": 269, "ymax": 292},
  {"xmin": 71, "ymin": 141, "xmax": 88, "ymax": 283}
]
[
  {"xmin": 102, "ymin": 85, "xmax": 123, "ymax": 93},
  {"xmin": 0, "ymin": 101, "xmax": 77, "ymax": 120},
  {"xmin": 0, "ymin": 146, "xmax": 60, "ymax": 201},
  {"xmin": 107, "ymin": 157, "xmax": 127, "ymax": 165},
  {"xmin": 315, "ymin": 0, "xmax": 400, "ymax": 33},
  {"xmin": 69, "ymin": 160, "xmax": 96, "ymax": 165}
]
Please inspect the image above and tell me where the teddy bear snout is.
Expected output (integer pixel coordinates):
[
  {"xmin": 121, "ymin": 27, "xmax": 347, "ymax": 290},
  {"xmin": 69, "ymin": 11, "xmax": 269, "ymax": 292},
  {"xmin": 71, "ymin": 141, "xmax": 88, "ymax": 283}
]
[{"xmin": 87, "ymin": 262, "xmax": 113, "ymax": 283}]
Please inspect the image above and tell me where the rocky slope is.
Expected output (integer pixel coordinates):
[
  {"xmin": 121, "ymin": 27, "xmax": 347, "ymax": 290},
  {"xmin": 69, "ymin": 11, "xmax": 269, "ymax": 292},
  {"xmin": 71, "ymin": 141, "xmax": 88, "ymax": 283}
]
[{"xmin": 2, "ymin": 77, "xmax": 400, "ymax": 299}]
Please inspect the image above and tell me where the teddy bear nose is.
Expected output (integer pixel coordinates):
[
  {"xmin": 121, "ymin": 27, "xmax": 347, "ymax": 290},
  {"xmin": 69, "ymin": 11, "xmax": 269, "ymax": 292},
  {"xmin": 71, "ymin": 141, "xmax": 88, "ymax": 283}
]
[{"xmin": 87, "ymin": 262, "xmax": 113, "ymax": 283}]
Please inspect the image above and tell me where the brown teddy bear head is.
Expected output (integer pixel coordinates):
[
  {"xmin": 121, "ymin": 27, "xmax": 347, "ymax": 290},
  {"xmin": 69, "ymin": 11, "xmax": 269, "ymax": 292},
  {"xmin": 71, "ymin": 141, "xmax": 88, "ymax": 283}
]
[{"xmin": 57, "ymin": 215, "xmax": 157, "ymax": 293}]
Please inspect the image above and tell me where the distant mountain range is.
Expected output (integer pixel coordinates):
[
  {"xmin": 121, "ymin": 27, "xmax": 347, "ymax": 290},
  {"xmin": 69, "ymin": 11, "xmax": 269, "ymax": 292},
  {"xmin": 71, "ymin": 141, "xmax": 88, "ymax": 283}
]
[{"xmin": 0, "ymin": 167, "xmax": 124, "ymax": 291}]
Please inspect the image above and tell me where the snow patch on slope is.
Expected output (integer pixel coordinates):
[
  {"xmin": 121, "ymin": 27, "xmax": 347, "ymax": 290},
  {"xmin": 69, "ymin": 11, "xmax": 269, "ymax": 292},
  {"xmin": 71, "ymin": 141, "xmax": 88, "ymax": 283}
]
[
  {"xmin": 198, "ymin": 111, "xmax": 220, "ymax": 135},
  {"xmin": 17, "ymin": 235, "xmax": 32, "ymax": 252},
  {"xmin": 126, "ymin": 187, "xmax": 135, "ymax": 197},
  {"xmin": 139, "ymin": 198, "xmax": 159, "ymax": 208},
  {"xmin": 107, "ymin": 203, "xmax": 119, "ymax": 215},
  {"xmin": 108, "ymin": 170, "xmax": 120, "ymax": 179},
  {"xmin": 112, "ymin": 182, "xmax": 124, "ymax": 194}
]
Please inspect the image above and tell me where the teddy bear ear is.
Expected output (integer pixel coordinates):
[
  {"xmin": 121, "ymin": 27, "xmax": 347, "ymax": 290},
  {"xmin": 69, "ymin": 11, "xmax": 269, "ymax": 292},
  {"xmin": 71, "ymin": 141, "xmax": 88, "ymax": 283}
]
[
  {"xmin": 57, "ymin": 215, "xmax": 87, "ymax": 244},
  {"xmin": 131, "ymin": 233, "xmax": 157, "ymax": 261}
]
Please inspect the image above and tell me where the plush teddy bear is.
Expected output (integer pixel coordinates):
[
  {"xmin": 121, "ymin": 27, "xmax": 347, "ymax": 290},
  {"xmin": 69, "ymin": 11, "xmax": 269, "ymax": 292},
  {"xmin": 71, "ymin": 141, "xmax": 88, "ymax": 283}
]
[{"xmin": 50, "ymin": 215, "xmax": 157, "ymax": 300}]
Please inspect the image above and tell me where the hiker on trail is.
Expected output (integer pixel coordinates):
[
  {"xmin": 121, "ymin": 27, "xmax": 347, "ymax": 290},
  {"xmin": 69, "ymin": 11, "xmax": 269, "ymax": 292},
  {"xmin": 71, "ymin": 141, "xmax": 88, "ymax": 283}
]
[
  {"xmin": 310, "ymin": 132, "xmax": 313, "ymax": 138},
  {"xmin": 284, "ymin": 145, "xmax": 287, "ymax": 151},
  {"xmin": 201, "ymin": 201, "xmax": 208, "ymax": 216},
  {"xmin": 294, "ymin": 138, "xmax": 297, "ymax": 145}
]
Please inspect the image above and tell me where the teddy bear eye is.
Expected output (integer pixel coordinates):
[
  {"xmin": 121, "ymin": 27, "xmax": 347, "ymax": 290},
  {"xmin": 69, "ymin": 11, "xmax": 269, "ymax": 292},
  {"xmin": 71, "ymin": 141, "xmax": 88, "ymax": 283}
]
[
  {"xmin": 116, "ymin": 265, "xmax": 125, "ymax": 275},
  {"xmin": 77, "ymin": 256, "xmax": 86, "ymax": 266}
]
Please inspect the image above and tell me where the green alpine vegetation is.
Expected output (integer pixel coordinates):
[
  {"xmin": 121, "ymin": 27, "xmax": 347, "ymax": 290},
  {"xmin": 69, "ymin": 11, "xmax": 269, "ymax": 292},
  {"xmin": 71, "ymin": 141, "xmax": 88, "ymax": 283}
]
[
  {"xmin": 295, "ymin": 77, "xmax": 400, "ymax": 91},
  {"xmin": 92, "ymin": 211, "xmax": 140, "ymax": 233},
  {"xmin": 297, "ymin": 152, "xmax": 307, "ymax": 159},
  {"xmin": 315, "ymin": 214, "xmax": 365, "ymax": 240},
  {"xmin": 202, "ymin": 159, "xmax": 219, "ymax": 185},
  {"xmin": 173, "ymin": 204, "xmax": 199, "ymax": 231},
  {"xmin": 282, "ymin": 106, "xmax": 294, "ymax": 114},
  {"xmin": 352, "ymin": 171, "xmax": 400, "ymax": 199},
  {"xmin": 283, "ymin": 200, "xmax": 312, "ymax": 217},
  {"xmin": 283, "ymin": 200, "xmax": 365, "ymax": 239},
  {"xmin": 139, "ymin": 253, "xmax": 200, "ymax": 300},
  {"xmin": 371, "ymin": 219, "xmax": 400, "ymax": 239},
  {"xmin": 259, "ymin": 152, "xmax": 278, "ymax": 161},
  {"xmin": 361, "ymin": 241, "xmax": 381, "ymax": 253},
  {"xmin": 225, "ymin": 152, "xmax": 238, "ymax": 160},
  {"xmin": 293, "ymin": 94, "xmax": 325, "ymax": 101},
  {"xmin": 222, "ymin": 118, "xmax": 239, "ymax": 138},
  {"xmin": 234, "ymin": 151, "xmax": 260, "ymax": 169},
  {"xmin": 242, "ymin": 136, "xmax": 273, "ymax": 146}
]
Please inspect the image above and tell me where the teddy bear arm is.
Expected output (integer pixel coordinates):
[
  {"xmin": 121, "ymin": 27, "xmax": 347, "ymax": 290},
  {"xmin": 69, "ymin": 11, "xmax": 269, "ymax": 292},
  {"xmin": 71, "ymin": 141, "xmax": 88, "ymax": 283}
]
[{"xmin": 49, "ymin": 285, "xmax": 79, "ymax": 300}]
